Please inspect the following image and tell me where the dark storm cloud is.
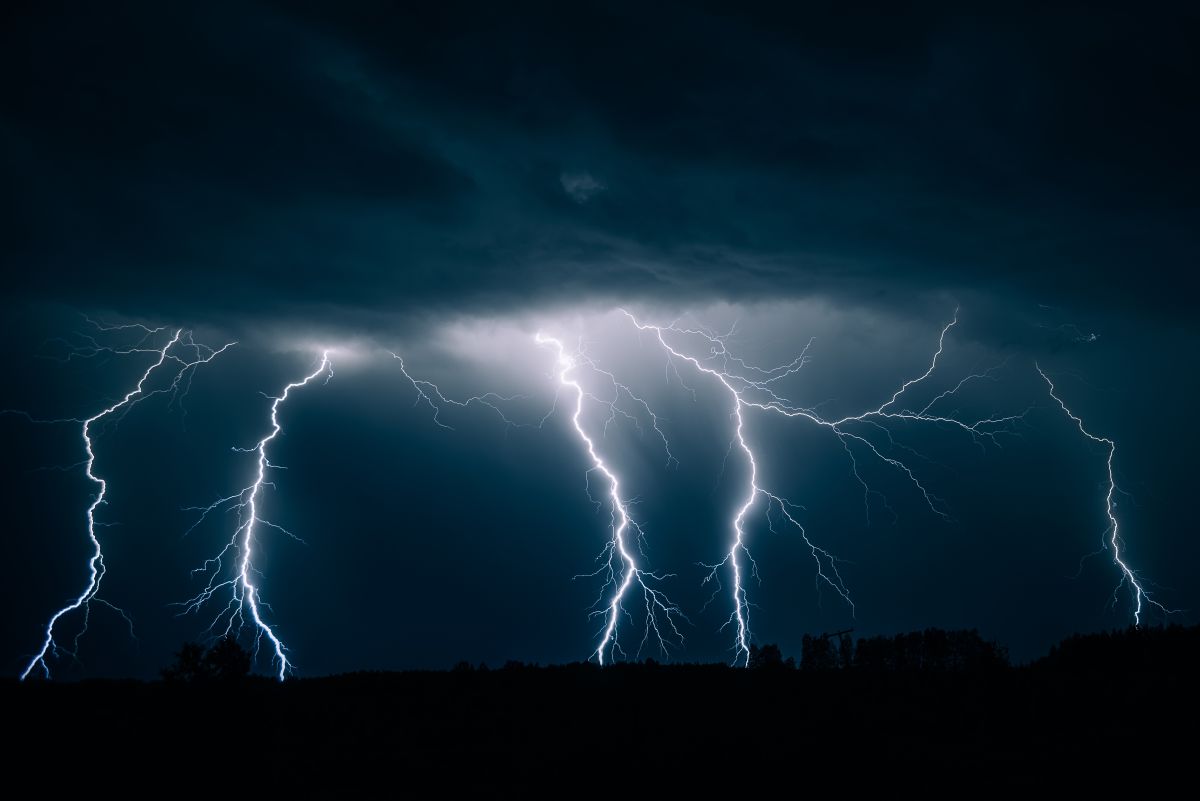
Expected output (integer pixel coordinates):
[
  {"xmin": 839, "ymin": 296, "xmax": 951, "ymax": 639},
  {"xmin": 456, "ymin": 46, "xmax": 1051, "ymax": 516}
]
[{"xmin": 3, "ymin": 1, "xmax": 1197, "ymax": 326}]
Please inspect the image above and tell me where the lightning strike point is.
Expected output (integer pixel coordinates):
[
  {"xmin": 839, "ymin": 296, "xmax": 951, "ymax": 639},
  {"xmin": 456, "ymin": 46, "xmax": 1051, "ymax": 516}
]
[
  {"xmin": 181, "ymin": 350, "xmax": 332, "ymax": 680},
  {"xmin": 536, "ymin": 333, "xmax": 685, "ymax": 664},
  {"xmin": 16, "ymin": 327, "xmax": 234, "ymax": 679},
  {"xmin": 1037, "ymin": 364, "xmax": 1170, "ymax": 626}
]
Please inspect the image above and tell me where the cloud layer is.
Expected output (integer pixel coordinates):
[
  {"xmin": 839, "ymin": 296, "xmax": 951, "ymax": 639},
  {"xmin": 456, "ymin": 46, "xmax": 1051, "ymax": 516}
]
[{"xmin": 4, "ymin": 2, "xmax": 1196, "ymax": 329}]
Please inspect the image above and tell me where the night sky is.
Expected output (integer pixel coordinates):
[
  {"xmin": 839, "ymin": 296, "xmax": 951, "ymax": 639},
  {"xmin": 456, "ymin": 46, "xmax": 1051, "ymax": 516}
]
[{"xmin": 2, "ymin": 1, "xmax": 1196, "ymax": 679}]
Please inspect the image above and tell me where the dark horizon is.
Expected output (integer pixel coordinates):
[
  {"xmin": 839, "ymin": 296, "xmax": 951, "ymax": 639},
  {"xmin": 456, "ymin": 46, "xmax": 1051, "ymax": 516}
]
[
  {"xmin": 2, "ymin": 2, "xmax": 1197, "ymax": 680},
  {"xmin": 149, "ymin": 623, "xmax": 1200, "ymax": 680},
  {"xmin": 7, "ymin": 624, "xmax": 1197, "ymax": 789}
]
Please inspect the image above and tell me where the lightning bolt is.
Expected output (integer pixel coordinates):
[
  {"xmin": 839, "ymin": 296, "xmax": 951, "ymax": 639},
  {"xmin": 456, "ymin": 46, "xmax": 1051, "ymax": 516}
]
[
  {"xmin": 180, "ymin": 351, "xmax": 332, "ymax": 680},
  {"xmin": 623, "ymin": 308, "xmax": 1026, "ymax": 664},
  {"xmin": 8, "ymin": 325, "xmax": 235, "ymax": 679},
  {"xmin": 8, "ymin": 311, "xmax": 1170, "ymax": 679},
  {"xmin": 535, "ymin": 333, "xmax": 685, "ymax": 664},
  {"xmin": 390, "ymin": 352, "xmax": 531, "ymax": 430},
  {"xmin": 391, "ymin": 340, "xmax": 681, "ymax": 662},
  {"xmin": 1037, "ymin": 365, "xmax": 1170, "ymax": 625}
]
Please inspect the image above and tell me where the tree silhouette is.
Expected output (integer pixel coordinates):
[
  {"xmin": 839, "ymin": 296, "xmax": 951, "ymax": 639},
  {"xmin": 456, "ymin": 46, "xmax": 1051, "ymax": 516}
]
[
  {"xmin": 205, "ymin": 635, "xmax": 252, "ymax": 680},
  {"xmin": 162, "ymin": 636, "xmax": 253, "ymax": 682},
  {"xmin": 801, "ymin": 634, "xmax": 836, "ymax": 670},
  {"xmin": 161, "ymin": 642, "xmax": 208, "ymax": 683},
  {"xmin": 837, "ymin": 632, "xmax": 854, "ymax": 670},
  {"xmin": 748, "ymin": 643, "xmax": 785, "ymax": 670}
]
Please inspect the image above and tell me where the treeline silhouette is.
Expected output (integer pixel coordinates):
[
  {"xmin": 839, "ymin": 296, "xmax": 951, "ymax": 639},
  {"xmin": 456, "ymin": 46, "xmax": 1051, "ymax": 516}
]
[
  {"xmin": 1038, "ymin": 624, "xmax": 1200, "ymax": 670},
  {"xmin": 740, "ymin": 628, "xmax": 1009, "ymax": 672},
  {"xmin": 8, "ymin": 625, "xmax": 1197, "ymax": 789},
  {"xmin": 153, "ymin": 625, "xmax": 1200, "ymax": 684},
  {"xmin": 157, "ymin": 627, "xmax": 1013, "ymax": 682}
]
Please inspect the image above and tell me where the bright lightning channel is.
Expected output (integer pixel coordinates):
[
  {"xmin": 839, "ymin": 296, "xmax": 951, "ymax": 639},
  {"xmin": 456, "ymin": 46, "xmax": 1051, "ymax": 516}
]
[
  {"xmin": 534, "ymin": 333, "xmax": 685, "ymax": 664},
  {"xmin": 623, "ymin": 308, "xmax": 1026, "ymax": 664},
  {"xmin": 391, "ymin": 340, "xmax": 682, "ymax": 663},
  {"xmin": 1037, "ymin": 365, "xmax": 1170, "ymax": 625},
  {"xmin": 180, "ymin": 350, "xmax": 332, "ymax": 680},
  {"xmin": 10, "ymin": 325, "xmax": 235, "ymax": 679}
]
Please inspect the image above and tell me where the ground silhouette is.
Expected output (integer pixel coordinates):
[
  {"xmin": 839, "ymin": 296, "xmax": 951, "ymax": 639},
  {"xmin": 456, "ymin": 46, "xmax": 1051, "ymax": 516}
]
[{"xmin": 7, "ymin": 626, "xmax": 1196, "ymax": 790}]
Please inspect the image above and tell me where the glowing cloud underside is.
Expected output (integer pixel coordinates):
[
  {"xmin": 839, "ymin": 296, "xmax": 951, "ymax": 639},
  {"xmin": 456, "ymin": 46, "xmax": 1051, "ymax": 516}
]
[
  {"xmin": 180, "ymin": 351, "xmax": 332, "ymax": 680},
  {"xmin": 10, "ymin": 323, "xmax": 234, "ymax": 679}
]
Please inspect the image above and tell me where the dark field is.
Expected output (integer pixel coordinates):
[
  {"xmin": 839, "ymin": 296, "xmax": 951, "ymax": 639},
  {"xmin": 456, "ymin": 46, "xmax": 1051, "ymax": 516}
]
[{"xmin": 6, "ymin": 626, "xmax": 1195, "ymax": 791}]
